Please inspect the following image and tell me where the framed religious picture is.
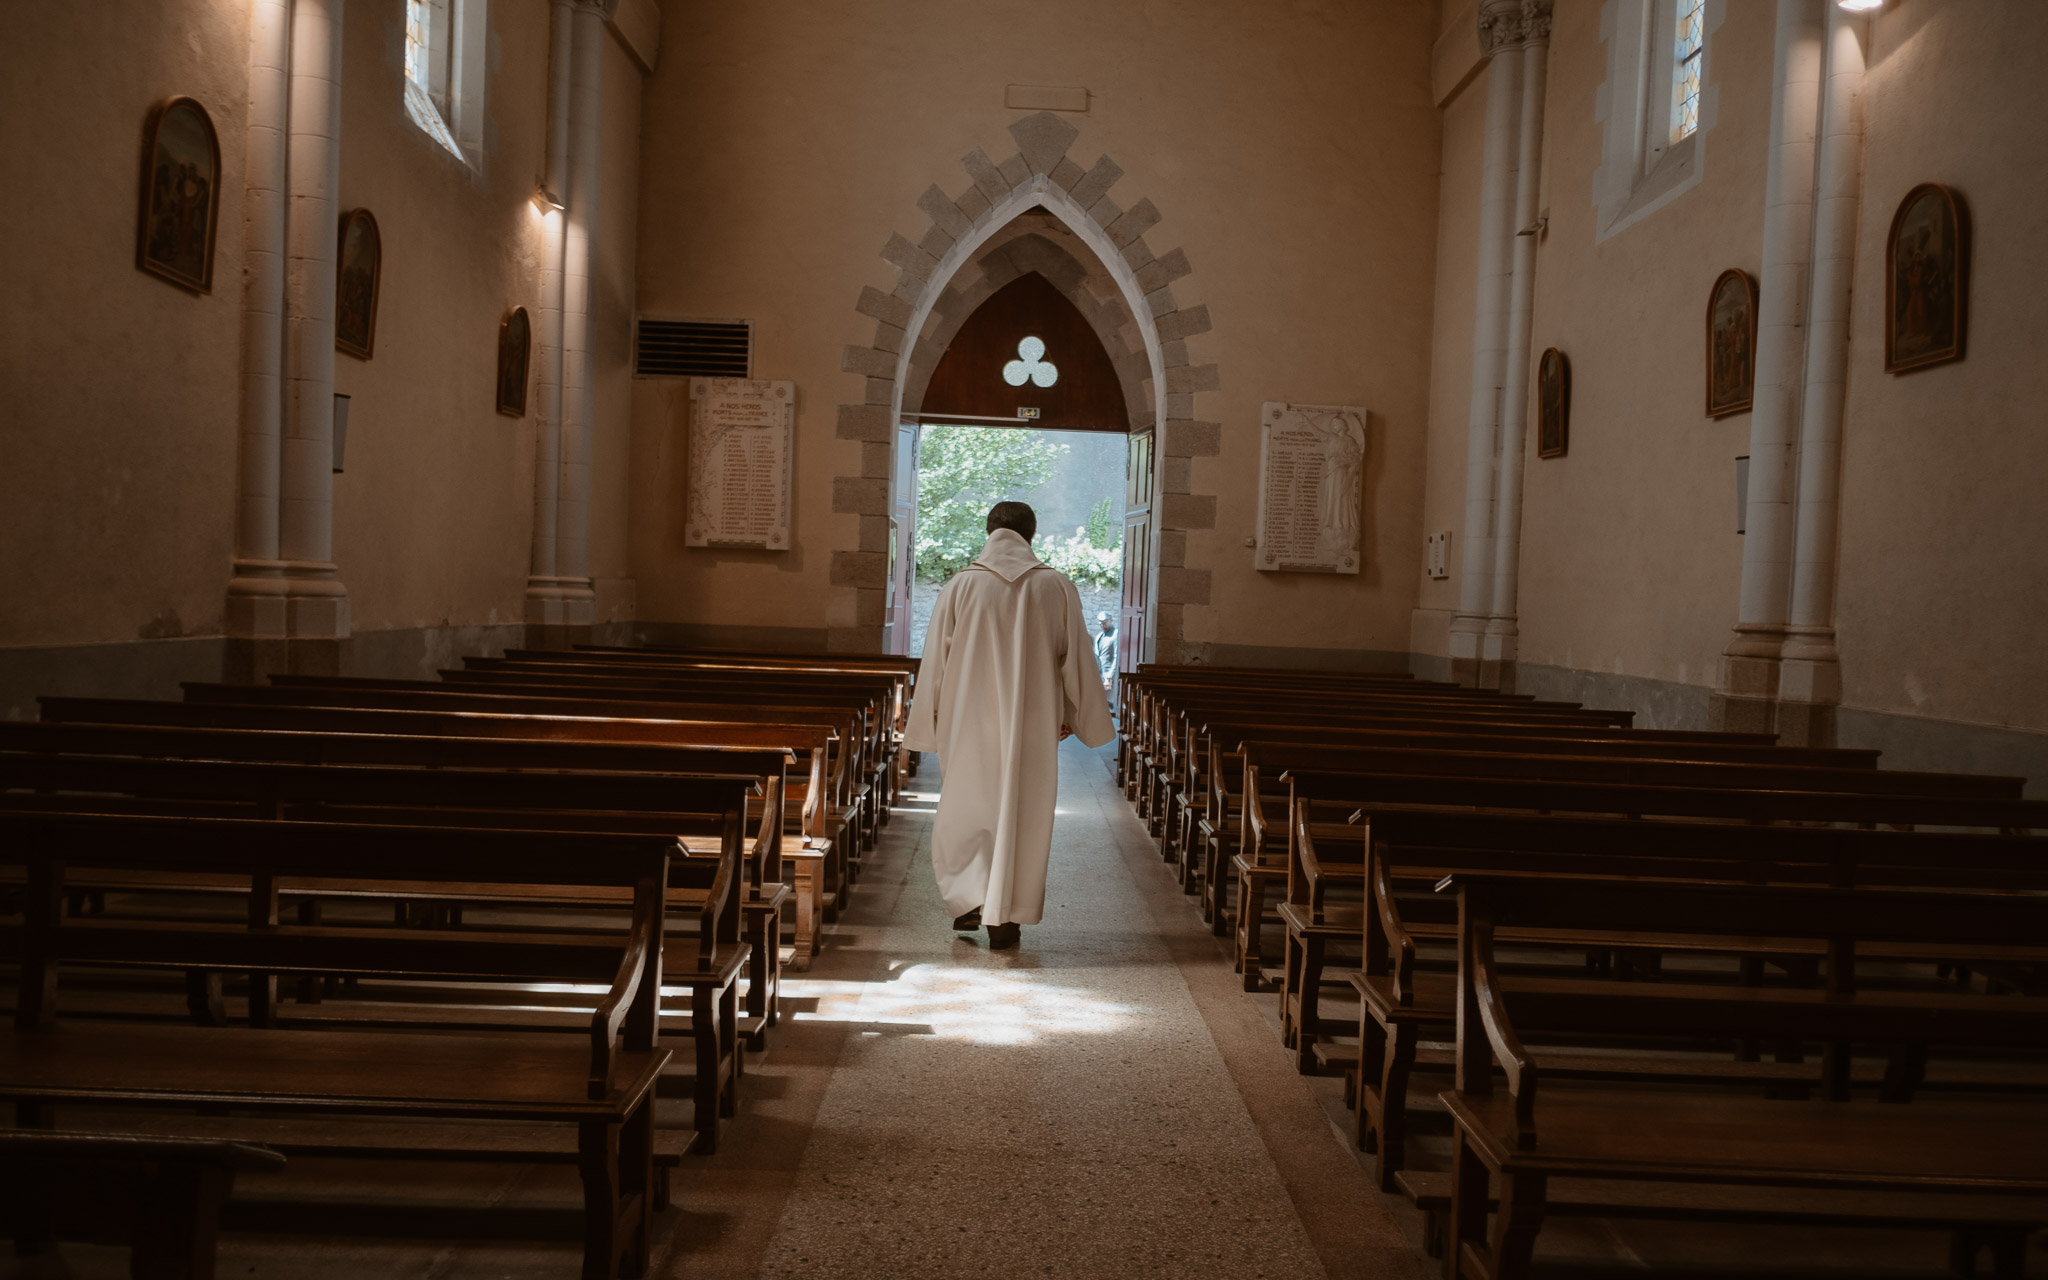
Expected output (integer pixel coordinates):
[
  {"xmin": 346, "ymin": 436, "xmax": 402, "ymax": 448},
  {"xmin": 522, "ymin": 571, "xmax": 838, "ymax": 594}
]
[
  {"xmin": 136, "ymin": 97, "xmax": 221, "ymax": 293},
  {"xmin": 496, "ymin": 306, "xmax": 531, "ymax": 417},
  {"xmin": 335, "ymin": 209, "xmax": 382, "ymax": 360},
  {"xmin": 1536, "ymin": 347, "xmax": 1570, "ymax": 459},
  {"xmin": 1705, "ymin": 268, "xmax": 1757, "ymax": 418},
  {"xmin": 1885, "ymin": 183, "xmax": 1970, "ymax": 374}
]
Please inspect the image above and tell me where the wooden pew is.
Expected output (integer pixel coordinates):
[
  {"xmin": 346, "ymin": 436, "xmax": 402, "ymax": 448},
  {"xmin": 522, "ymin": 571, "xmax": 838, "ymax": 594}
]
[
  {"xmin": 0, "ymin": 812, "xmax": 695, "ymax": 1279},
  {"xmin": 174, "ymin": 682, "xmax": 868, "ymax": 925},
  {"xmin": 35, "ymin": 697, "xmax": 843, "ymax": 964},
  {"xmin": 1282, "ymin": 796, "xmax": 2048, "ymax": 1186},
  {"xmin": 1436, "ymin": 873, "xmax": 2048, "ymax": 1280},
  {"xmin": 0, "ymin": 751, "xmax": 760, "ymax": 1152},
  {"xmin": 0, "ymin": 1130, "xmax": 285, "ymax": 1279}
]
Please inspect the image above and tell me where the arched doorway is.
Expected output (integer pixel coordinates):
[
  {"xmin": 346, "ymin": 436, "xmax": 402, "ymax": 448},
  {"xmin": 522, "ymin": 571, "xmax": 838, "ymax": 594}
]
[{"xmin": 834, "ymin": 117, "xmax": 1218, "ymax": 668}]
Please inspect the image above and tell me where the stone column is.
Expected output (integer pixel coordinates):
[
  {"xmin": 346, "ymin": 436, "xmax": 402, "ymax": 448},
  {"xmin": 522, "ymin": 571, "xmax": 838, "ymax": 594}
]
[
  {"xmin": 525, "ymin": 0, "xmax": 574, "ymax": 644},
  {"xmin": 1711, "ymin": 0, "xmax": 1826, "ymax": 734},
  {"xmin": 278, "ymin": 0, "xmax": 350, "ymax": 674},
  {"xmin": 224, "ymin": 0, "xmax": 293, "ymax": 681},
  {"xmin": 1779, "ymin": 6, "xmax": 1869, "ymax": 746},
  {"xmin": 1480, "ymin": 0, "xmax": 1552, "ymax": 693},
  {"xmin": 1448, "ymin": 0, "xmax": 1526, "ymax": 686}
]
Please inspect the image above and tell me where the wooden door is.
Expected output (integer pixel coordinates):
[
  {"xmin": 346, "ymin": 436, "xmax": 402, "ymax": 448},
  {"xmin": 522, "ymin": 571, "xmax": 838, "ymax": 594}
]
[
  {"xmin": 885, "ymin": 422, "xmax": 918, "ymax": 654},
  {"xmin": 1118, "ymin": 430, "xmax": 1154, "ymax": 675}
]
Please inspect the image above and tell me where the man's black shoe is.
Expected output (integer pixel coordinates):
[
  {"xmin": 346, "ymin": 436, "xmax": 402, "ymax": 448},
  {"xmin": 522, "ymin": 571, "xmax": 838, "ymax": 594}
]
[
  {"xmin": 952, "ymin": 909, "xmax": 982, "ymax": 931},
  {"xmin": 987, "ymin": 922, "xmax": 1021, "ymax": 950}
]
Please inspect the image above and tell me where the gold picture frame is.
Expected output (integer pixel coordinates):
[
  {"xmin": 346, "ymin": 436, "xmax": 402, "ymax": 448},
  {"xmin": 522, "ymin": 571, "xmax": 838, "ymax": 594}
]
[
  {"xmin": 335, "ymin": 209, "xmax": 382, "ymax": 360},
  {"xmin": 1705, "ymin": 268, "xmax": 1757, "ymax": 419},
  {"xmin": 1885, "ymin": 183, "xmax": 1969, "ymax": 375},
  {"xmin": 136, "ymin": 96, "xmax": 221, "ymax": 294},
  {"xmin": 1536, "ymin": 347, "xmax": 1570, "ymax": 459}
]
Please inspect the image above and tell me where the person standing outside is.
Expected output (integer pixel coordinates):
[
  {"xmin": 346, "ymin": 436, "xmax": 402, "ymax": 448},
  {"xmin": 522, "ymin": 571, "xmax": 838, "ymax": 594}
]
[
  {"xmin": 903, "ymin": 502, "xmax": 1115, "ymax": 949},
  {"xmin": 1093, "ymin": 611, "xmax": 1118, "ymax": 686}
]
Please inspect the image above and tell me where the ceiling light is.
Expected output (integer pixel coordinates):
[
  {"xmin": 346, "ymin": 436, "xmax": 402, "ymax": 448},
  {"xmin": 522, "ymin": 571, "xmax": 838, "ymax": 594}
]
[{"xmin": 1836, "ymin": 0, "xmax": 1883, "ymax": 11}]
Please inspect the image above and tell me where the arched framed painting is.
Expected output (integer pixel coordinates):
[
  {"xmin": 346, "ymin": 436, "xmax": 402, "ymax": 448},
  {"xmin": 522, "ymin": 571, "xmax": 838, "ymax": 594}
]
[
  {"xmin": 1536, "ymin": 347, "xmax": 1570, "ymax": 459},
  {"xmin": 1705, "ymin": 268, "xmax": 1757, "ymax": 418},
  {"xmin": 136, "ymin": 96, "xmax": 221, "ymax": 293},
  {"xmin": 1885, "ymin": 183, "xmax": 1969, "ymax": 374},
  {"xmin": 335, "ymin": 209, "xmax": 382, "ymax": 360},
  {"xmin": 497, "ymin": 306, "xmax": 531, "ymax": 417}
]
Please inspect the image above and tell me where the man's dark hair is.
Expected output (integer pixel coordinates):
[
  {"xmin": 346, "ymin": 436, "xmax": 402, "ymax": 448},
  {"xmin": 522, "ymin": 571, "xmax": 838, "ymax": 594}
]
[{"xmin": 985, "ymin": 501, "xmax": 1037, "ymax": 541}]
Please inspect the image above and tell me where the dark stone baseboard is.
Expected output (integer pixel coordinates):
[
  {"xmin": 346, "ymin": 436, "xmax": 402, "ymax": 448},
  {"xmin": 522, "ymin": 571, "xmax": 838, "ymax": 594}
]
[
  {"xmin": 1173, "ymin": 642, "xmax": 1412, "ymax": 673},
  {"xmin": 630, "ymin": 621, "xmax": 834, "ymax": 653}
]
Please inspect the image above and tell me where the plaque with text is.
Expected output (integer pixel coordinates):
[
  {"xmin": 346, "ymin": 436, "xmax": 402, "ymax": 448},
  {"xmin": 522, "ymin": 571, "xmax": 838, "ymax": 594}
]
[
  {"xmin": 687, "ymin": 378, "xmax": 794, "ymax": 550},
  {"xmin": 1253, "ymin": 401, "xmax": 1365, "ymax": 574}
]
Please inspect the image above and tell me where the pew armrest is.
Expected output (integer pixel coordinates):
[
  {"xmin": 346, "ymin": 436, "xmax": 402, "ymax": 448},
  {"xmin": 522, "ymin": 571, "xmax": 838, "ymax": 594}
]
[{"xmin": 588, "ymin": 868, "xmax": 668, "ymax": 1100}]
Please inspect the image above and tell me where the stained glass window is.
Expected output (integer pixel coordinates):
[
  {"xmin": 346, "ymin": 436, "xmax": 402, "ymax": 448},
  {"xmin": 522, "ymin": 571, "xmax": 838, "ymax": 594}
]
[{"xmin": 1671, "ymin": 0, "xmax": 1705, "ymax": 144}]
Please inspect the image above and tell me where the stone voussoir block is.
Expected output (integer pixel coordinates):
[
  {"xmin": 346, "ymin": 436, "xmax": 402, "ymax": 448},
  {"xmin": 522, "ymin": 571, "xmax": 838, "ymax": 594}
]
[
  {"xmin": 1164, "ymin": 419, "xmax": 1222, "ymax": 458},
  {"xmin": 1162, "ymin": 455, "xmax": 1192, "ymax": 495},
  {"xmin": 873, "ymin": 322, "xmax": 906, "ymax": 355},
  {"xmin": 1160, "ymin": 339, "xmax": 1190, "ymax": 369},
  {"xmin": 1155, "ymin": 303, "xmax": 1212, "ymax": 343},
  {"xmin": 1010, "ymin": 110, "xmax": 1081, "ymax": 175},
  {"xmin": 1068, "ymin": 155, "xmax": 1123, "ymax": 212},
  {"xmin": 841, "ymin": 345, "xmax": 898, "ymax": 379},
  {"xmin": 830, "ymin": 550, "xmax": 889, "ymax": 589},
  {"xmin": 1166, "ymin": 363, "xmax": 1219, "ymax": 394},
  {"xmin": 837, "ymin": 403, "xmax": 893, "ymax": 442},
  {"xmin": 996, "ymin": 152, "xmax": 1030, "ymax": 189},
  {"xmin": 918, "ymin": 184, "xmax": 972, "ymax": 240},
  {"xmin": 1160, "ymin": 493, "xmax": 1217, "ymax": 530},
  {"xmin": 856, "ymin": 284, "xmax": 914, "ymax": 328},
  {"xmin": 1157, "ymin": 567, "xmax": 1212, "ymax": 606},
  {"xmin": 1157, "ymin": 529, "xmax": 1188, "ymax": 568},
  {"xmin": 864, "ymin": 377, "xmax": 895, "ymax": 406},
  {"xmin": 1050, "ymin": 157, "xmax": 1085, "ymax": 191},
  {"xmin": 1120, "ymin": 238, "xmax": 1156, "ymax": 272},
  {"xmin": 831, "ymin": 477, "xmax": 890, "ymax": 517},
  {"xmin": 1135, "ymin": 246, "xmax": 1192, "ymax": 294},
  {"xmin": 919, "ymin": 225, "xmax": 955, "ymax": 259},
  {"xmin": 1164, "ymin": 391, "xmax": 1194, "ymax": 419},
  {"xmin": 1086, "ymin": 195, "xmax": 1122, "ymax": 231},
  {"xmin": 1106, "ymin": 197, "xmax": 1161, "ymax": 249},
  {"xmin": 955, "ymin": 184, "xmax": 992, "ymax": 224},
  {"xmin": 1144, "ymin": 286, "xmax": 1178, "ymax": 319},
  {"xmin": 882, "ymin": 232, "xmax": 937, "ymax": 282},
  {"xmin": 853, "ymin": 587, "xmax": 888, "ymax": 627},
  {"xmin": 962, "ymin": 147, "xmax": 1012, "ymax": 204}
]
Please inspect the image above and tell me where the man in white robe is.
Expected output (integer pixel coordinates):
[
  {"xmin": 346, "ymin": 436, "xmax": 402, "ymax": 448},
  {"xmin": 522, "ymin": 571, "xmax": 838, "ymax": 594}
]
[{"xmin": 903, "ymin": 502, "xmax": 1116, "ymax": 949}]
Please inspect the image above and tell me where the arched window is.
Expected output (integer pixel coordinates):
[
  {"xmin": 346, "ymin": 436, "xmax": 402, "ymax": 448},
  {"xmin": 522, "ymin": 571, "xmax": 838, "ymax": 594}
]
[
  {"xmin": 1671, "ymin": 0, "xmax": 1705, "ymax": 144},
  {"xmin": 404, "ymin": 0, "xmax": 487, "ymax": 165},
  {"xmin": 1592, "ymin": 0, "xmax": 1717, "ymax": 241}
]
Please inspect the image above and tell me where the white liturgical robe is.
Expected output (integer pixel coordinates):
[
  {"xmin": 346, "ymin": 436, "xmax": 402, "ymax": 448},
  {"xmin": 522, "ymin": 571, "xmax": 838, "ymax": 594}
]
[{"xmin": 903, "ymin": 529, "xmax": 1116, "ymax": 926}]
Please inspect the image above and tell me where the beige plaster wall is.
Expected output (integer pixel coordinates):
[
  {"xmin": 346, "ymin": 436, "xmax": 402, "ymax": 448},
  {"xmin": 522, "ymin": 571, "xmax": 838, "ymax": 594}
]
[
  {"xmin": 1419, "ymin": 0, "xmax": 2048, "ymax": 741},
  {"xmin": 1833, "ymin": 1, "xmax": 2048, "ymax": 733},
  {"xmin": 0, "ymin": 1, "xmax": 249, "ymax": 649},
  {"xmin": 1506, "ymin": 0, "xmax": 1770, "ymax": 692},
  {"xmin": 331, "ymin": 0, "xmax": 547, "ymax": 637},
  {"xmin": 630, "ymin": 0, "xmax": 1442, "ymax": 658},
  {"xmin": 4, "ymin": 2, "xmax": 645, "ymax": 662}
]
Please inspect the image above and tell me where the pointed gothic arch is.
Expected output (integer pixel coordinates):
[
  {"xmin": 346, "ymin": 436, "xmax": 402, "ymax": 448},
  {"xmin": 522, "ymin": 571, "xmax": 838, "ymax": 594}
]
[{"xmin": 829, "ymin": 112, "xmax": 1221, "ymax": 659}]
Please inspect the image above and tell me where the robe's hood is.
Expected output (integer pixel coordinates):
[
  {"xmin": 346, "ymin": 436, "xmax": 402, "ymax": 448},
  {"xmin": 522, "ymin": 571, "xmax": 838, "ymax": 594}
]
[{"xmin": 970, "ymin": 529, "xmax": 1046, "ymax": 582}]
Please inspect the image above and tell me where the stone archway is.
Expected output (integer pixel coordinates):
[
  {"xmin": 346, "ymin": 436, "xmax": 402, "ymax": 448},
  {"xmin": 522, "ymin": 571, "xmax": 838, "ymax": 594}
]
[{"xmin": 827, "ymin": 112, "xmax": 1220, "ymax": 658}]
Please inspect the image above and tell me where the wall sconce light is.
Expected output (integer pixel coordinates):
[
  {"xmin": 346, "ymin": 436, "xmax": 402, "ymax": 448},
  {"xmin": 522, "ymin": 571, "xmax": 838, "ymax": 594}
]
[{"xmin": 532, "ymin": 184, "xmax": 565, "ymax": 212}]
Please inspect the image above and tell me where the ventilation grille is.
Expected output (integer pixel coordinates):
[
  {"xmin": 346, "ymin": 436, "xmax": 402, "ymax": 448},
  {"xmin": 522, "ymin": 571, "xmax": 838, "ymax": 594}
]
[{"xmin": 634, "ymin": 317, "xmax": 751, "ymax": 378}]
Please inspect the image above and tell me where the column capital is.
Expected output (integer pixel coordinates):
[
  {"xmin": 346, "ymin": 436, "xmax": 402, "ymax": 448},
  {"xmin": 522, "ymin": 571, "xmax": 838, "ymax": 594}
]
[{"xmin": 1480, "ymin": 0, "xmax": 1554, "ymax": 56}]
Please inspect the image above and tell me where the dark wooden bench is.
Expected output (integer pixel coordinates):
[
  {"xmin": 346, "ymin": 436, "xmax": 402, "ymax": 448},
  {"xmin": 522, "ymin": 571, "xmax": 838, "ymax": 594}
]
[
  {"xmin": 1283, "ymin": 797, "xmax": 2048, "ymax": 1187},
  {"xmin": 35, "ymin": 698, "xmax": 844, "ymax": 963},
  {"xmin": 0, "ymin": 750, "xmax": 759, "ymax": 1153},
  {"xmin": 0, "ymin": 811, "xmax": 693, "ymax": 1279},
  {"xmin": 0, "ymin": 1129, "xmax": 285, "ymax": 1279},
  {"xmin": 1436, "ymin": 873, "xmax": 2048, "ymax": 1280}
]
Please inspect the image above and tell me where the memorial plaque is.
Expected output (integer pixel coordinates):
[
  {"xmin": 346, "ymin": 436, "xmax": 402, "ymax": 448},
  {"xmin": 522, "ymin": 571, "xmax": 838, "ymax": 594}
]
[
  {"xmin": 1253, "ymin": 401, "xmax": 1365, "ymax": 574},
  {"xmin": 686, "ymin": 377, "xmax": 794, "ymax": 550}
]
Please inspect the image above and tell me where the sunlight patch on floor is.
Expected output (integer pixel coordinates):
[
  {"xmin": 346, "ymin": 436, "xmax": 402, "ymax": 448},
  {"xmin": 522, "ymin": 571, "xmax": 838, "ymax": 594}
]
[{"xmin": 782, "ymin": 961, "xmax": 1133, "ymax": 1045}]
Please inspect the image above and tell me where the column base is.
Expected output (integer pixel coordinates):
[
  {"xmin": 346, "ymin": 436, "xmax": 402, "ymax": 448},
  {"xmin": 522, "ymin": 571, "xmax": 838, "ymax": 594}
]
[
  {"xmin": 1476, "ymin": 620, "xmax": 1518, "ymax": 694},
  {"xmin": 1448, "ymin": 613, "xmax": 1488, "ymax": 688},
  {"xmin": 225, "ymin": 560, "xmax": 351, "ymax": 681},
  {"xmin": 526, "ymin": 576, "xmax": 597, "ymax": 651}
]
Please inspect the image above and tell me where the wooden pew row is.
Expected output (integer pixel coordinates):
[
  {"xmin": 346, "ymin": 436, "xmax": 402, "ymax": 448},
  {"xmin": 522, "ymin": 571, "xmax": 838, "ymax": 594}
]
[
  {"xmin": 1435, "ymin": 874, "xmax": 2048, "ymax": 1279},
  {"xmin": 175, "ymin": 682, "xmax": 868, "ymax": 927},
  {"xmin": 0, "ymin": 1129, "xmax": 286, "ymax": 1279},
  {"xmin": 1132, "ymin": 689, "xmax": 1654, "ymax": 846},
  {"xmin": 1209, "ymin": 723, "xmax": 1909, "ymax": 984},
  {"xmin": 0, "ymin": 726, "xmax": 790, "ymax": 986},
  {"xmin": 266, "ymin": 672, "xmax": 888, "ymax": 862},
  {"xmin": 0, "ymin": 812, "xmax": 704, "ymax": 1279},
  {"xmin": 469, "ymin": 655, "xmax": 905, "ymax": 828},
  {"xmin": 36, "ymin": 696, "xmax": 843, "ymax": 963},
  {"xmin": 1282, "ymin": 794, "xmax": 2048, "ymax": 1187},
  {"xmin": 0, "ymin": 750, "xmax": 762, "ymax": 1153}
]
